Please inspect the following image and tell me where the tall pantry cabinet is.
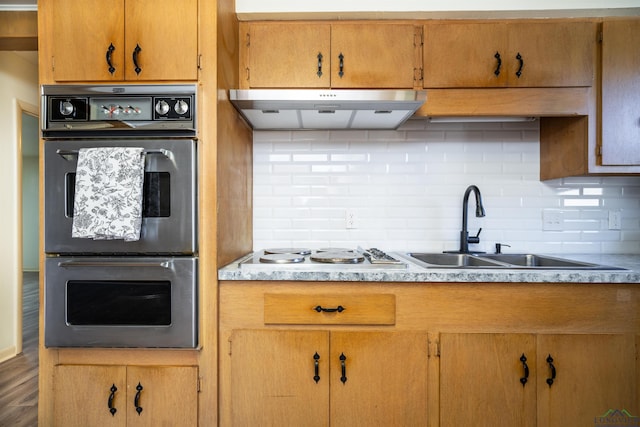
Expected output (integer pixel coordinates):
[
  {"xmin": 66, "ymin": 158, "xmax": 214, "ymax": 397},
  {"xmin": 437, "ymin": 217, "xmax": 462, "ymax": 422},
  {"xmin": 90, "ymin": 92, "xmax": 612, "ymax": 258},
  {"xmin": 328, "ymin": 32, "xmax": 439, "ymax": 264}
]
[{"xmin": 37, "ymin": 0, "xmax": 252, "ymax": 426}]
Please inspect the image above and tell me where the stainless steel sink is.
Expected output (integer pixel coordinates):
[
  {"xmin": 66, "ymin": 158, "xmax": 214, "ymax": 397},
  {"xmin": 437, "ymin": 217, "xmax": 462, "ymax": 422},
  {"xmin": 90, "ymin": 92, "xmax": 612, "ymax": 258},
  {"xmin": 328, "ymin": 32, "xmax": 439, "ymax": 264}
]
[
  {"xmin": 406, "ymin": 253, "xmax": 625, "ymax": 270},
  {"xmin": 478, "ymin": 254, "xmax": 599, "ymax": 268},
  {"xmin": 407, "ymin": 253, "xmax": 505, "ymax": 268}
]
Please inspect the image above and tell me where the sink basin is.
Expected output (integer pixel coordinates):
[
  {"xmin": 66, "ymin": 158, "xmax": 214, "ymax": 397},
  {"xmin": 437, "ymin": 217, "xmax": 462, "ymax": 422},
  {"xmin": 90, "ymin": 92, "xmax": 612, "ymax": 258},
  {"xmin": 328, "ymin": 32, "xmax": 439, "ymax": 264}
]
[
  {"xmin": 405, "ymin": 253, "xmax": 625, "ymax": 270},
  {"xmin": 478, "ymin": 254, "xmax": 598, "ymax": 268},
  {"xmin": 407, "ymin": 253, "xmax": 504, "ymax": 268}
]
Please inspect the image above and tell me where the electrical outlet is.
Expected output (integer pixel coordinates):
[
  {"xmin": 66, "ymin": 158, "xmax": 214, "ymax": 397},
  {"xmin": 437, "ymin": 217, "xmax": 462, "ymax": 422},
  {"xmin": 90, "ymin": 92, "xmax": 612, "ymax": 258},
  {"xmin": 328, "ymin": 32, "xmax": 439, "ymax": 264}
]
[
  {"xmin": 608, "ymin": 210, "xmax": 622, "ymax": 230},
  {"xmin": 345, "ymin": 209, "xmax": 357, "ymax": 229},
  {"xmin": 542, "ymin": 210, "xmax": 563, "ymax": 231}
]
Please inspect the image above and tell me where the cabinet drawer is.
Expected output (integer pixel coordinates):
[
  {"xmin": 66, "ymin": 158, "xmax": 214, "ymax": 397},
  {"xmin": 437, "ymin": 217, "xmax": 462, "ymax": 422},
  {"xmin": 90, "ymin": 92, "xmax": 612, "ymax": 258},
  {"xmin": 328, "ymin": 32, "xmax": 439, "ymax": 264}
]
[{"xmin": 264, "ymin": 293, "xmax": 395, "ymax": 325}]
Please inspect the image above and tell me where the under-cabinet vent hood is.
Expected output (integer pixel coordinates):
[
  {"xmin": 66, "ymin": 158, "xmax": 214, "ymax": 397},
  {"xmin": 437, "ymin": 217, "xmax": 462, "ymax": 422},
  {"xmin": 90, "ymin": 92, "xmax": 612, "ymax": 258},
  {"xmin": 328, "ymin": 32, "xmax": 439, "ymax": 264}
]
[{"xmin": 229, "ymin": 89, "xmax": 427, "ymax": 130}]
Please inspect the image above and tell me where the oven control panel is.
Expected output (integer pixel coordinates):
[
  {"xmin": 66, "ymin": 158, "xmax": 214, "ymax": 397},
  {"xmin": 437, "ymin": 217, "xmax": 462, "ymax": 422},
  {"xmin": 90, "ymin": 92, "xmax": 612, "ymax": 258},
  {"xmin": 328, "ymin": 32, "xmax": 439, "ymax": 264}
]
[{"xmin": 42, "ymin": 84, "xmax": 196, "ymax": 136}]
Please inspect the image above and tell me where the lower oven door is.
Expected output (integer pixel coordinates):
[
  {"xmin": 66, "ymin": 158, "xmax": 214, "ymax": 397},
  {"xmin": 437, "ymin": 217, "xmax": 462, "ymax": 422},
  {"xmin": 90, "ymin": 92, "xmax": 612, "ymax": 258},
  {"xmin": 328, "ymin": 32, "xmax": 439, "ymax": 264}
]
[{"xmin": 45, "ymin": 256, "xmax": 197, "ymax": 348}]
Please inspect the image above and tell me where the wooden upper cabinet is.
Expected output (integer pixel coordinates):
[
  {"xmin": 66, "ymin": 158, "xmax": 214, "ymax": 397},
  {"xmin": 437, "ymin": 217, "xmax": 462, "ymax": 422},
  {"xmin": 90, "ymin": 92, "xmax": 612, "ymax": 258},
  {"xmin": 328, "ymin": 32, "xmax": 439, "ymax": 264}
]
[
  {"xmin": 51, "ymin": 0, "xmax": 125, "ymax": 81},
  {"xmin": 49, "ymin": 0, "xmax": 197, "ymax": 82},
  {"xmin": 241, "ymin": 22, "xmax": 418, "ymax": 89},
  {"xmin": 244, "ymin": 22, "xmax": 331, "ymax": 88},
  {"xmin": 424, "ymin": 21, "xmax": 596, "ymax": 88},
  {"xmin": 330, "ymin": 24, "xmax": 418, "ymax": 88},
  {"xmin": 600, "ymin": 18, "xmax": 640, "ymax": 166}
]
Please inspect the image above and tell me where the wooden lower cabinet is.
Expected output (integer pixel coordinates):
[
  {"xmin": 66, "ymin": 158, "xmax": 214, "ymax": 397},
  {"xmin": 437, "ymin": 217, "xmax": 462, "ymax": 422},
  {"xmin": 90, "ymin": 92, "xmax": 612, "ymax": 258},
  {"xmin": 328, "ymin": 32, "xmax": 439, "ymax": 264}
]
[
  {"xmin": 439, "ymin": 333, "xmax": 638, "ymax": 426},
  {"xmin": 228, "ymin": 329, "xmax": 429, "ymax": 426},
  {"xmin": 53, "ymin": 365, "xmax": 198, "ymax": 426}
]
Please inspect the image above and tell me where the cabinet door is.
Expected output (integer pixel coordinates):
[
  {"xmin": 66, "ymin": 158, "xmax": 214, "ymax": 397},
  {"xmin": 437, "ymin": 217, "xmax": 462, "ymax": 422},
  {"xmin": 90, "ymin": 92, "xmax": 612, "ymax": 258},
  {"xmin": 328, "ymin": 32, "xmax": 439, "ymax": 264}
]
[
  {"xmin": 53, "ymin": 365, "xmax": 127, "ymax": 426},
  {"xmin": 439, "ymin": 333, "xmax": 537, "ymax": 427},
  {"xmin": 126, "ymin": 366, "xmax": 198, "ymax": 427},
  {"xmin": 506, "ymin": 21, "xmax": 596, "ymax": 87},
  {"xmin": 229, "ymin": 329, "xmax": 330, "ymax": 426},
  {"xmin": 331, "ymin": 24, "xmax": 417, "ymax": 88},
  {"xmin": 537, "ymin": 334, "xmax": 638, "ymax": 426},
  {"xmin": 124, "ymin": 0, "xmax": 198, "ymax": 81},
  {"xmin": 601, "ymin": 18, "xmax": 640, "ymax": 165},
  {"xmin": 423, "ymin": 22, "xmax": 508, "ymax": 88},
  {"xmin": 330, "ymin": 331, "xmax": 429, "ymax": 427},
  {"xmin": 50, "ymin": 0, "xmax": 125, "ymax": 81},
  {"xmin": 244, "ymin": 23, "xmax": 331, "ymax": 88}
]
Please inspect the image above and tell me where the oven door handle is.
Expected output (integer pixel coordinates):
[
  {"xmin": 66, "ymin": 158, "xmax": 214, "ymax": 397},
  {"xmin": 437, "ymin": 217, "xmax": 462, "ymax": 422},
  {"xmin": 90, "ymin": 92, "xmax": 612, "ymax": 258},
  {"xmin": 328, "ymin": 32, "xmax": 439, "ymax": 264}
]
[
  {"xmin": 57, "ymin": 260, "xmax": 173, "ymax": 269},
  {"xmin": 56, "ymin": 148, "xmax": 173, "ymax": 160}
]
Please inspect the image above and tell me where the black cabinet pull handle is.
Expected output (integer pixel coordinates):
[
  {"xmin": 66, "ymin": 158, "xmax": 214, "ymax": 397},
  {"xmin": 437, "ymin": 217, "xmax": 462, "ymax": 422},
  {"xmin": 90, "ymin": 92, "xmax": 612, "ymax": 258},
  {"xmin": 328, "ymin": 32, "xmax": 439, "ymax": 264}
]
[
  {"xmin": 314, "ymin": 305, "xmax": 345, "ymax": 313},
  {"xmin": 338, "ymin": 53, "xmax": 344, "ymax": 78},
  {"xmin": 106, "ymin": 43, "xmax": 116, "ymax": 75},
  {"xmin": 546, "ymin": 354, "xmax": 556, "ymax": 387},
  {"xmin": 519, "ymin": 353, "xmax": 529, "ymax": 387},
  {"xmin": 108, "ymin": 384, "xmax": 117, "ymax": 416},
  {"xmin": 133, "ymin": 44, "xmax": 142, "ymax": 75},
  {"xmin": 494, "ymin": 51, "xmax": 502, "ymax": 76},
  {"xmin": 515, "ymin": 52, "xmax": 524, "ymax": 78},
  {"xmin": 134, "ymin": 382, "xmax": 143, "ymax": 415},
  {"xmin": 317, "ymin": 53, "xmax": 323, "ymax": 78},
  {"xmin": 340, "ymin": 353, "xmax": 347, "ymax": 383},
  {"xmin": 313, "ymin": 352, "xmax": 320, "ymax": 383}
]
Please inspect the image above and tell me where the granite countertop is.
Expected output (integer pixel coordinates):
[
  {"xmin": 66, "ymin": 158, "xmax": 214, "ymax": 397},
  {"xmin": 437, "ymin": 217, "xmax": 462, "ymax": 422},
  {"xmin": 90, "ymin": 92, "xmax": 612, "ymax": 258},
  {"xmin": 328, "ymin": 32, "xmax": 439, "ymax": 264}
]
[{"xmin": 218, "ymin": 253, "xmax": 640, "ymax": 283}]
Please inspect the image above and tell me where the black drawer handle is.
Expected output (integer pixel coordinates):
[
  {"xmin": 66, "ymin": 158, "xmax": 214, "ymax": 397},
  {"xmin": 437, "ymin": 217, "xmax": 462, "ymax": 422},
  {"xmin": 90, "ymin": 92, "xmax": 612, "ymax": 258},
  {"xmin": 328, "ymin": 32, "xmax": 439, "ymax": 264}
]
[
  {"xmin": 134, "ymin": 382, "xmax": 143, "ymax": 415},
  {"xmin": 546, "ymin": 354, "xmax": 556, "ymax": 387},
  {"xmin": 494, "ymin": 51, "xmax": 502, "ymax": 76},
  {"xmin": 317, "ymin": 52, "xmax": 323, "ymax": 78},
  {"xmin": 133, "ymin": 44, "xmax": 142, "ymax": 75},
  {"xmin": 519, "ymin": 353, "xmax": 529, "ymax": 387},
  {"xmin": 515, "ymin": 52, "xmax": 524, "ymax": 78},
  {"xmin": 106, "ymin": 43, "xmax": 116, "ymax": 75},
  {"xmin": 313, "ymin": 352, "xmax": 320, "ymax": 383},
  {"xmin": 108, "ymin": 384, "xmax": 117, "ymax": 416},
  {"xmin": 340, "ymin": 353, "xmax": 347, "ymax": 384},
  {"xmin": 314, "ymin": 305, "xmax": 345, "ymax": 313}
]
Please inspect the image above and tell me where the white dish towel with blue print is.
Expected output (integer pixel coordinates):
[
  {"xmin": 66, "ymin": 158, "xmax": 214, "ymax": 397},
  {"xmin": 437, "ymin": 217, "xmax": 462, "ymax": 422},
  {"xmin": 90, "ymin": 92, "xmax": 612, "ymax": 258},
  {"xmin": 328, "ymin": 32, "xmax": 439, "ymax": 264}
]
[{"xmin": 71, "ymin": 147, "xmax": 146, "ymax": 241}]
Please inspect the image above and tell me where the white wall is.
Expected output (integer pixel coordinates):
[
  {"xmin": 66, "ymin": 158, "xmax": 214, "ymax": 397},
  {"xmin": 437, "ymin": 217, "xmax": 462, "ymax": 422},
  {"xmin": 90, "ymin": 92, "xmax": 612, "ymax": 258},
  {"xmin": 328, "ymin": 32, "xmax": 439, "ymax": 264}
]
[
  {"xmin": 253, "ymin": 120, "xmax": 640, "ymax": 254},
  {"xmin": 237, "ymin": 0, "xmax": 640, "ymax": 14},
  {"xmin": 0, "ymin": 51, "xmax": 39, "ymax": 362}
]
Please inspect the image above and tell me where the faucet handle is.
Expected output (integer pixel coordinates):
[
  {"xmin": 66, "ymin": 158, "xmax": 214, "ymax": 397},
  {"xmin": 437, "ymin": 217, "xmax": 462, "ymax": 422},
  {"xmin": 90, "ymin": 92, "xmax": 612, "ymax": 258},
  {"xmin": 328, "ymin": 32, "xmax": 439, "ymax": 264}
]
[{"xmin": 468, "ymin": 228, "xmax": 482, "ymax": 244}]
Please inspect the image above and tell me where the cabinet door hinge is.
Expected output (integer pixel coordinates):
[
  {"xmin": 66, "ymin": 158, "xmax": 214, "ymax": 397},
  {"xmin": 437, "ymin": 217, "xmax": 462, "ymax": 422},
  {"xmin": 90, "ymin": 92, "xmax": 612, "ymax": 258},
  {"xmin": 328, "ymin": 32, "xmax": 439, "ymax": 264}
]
[
  {"xmin": 246, "ymin": 32, "xmax": 251, "ymax": 47},
  {"xmin": 197, "ymin": 377, "xmax": 202, "ymax": 393},
  {"xmin": 598, "ymin": 30, "xmax": 603, "ymax": 43},
  {"xmin": 197, "ymin": 54, "xmax": 202, "ymax": 70},
  {"xmin": 51, "ymin": 56, "xmax": 55, "ymax": 72},
  {"xmin": 414, "ymin": 67, "xmax": 424, "ymax": 85},
  {"xmin": 414, "ymin": 26, "xmax": 424, "ymax": 47}
]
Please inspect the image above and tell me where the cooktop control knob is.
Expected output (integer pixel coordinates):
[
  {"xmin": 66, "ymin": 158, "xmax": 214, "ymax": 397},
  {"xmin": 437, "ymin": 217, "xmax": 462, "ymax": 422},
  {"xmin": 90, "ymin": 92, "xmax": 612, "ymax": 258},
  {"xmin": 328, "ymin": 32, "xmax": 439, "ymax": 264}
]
[
  {"xmin": 59, "ymin": 101, "xmax": 75, "ymax": 116},
  {"xmin": 174, "ymin": 99, "xmax": 189, "ymax": 115},
  {"xmin": 155, "ymin": 100, "xmax": 170, "ymax": 116}
]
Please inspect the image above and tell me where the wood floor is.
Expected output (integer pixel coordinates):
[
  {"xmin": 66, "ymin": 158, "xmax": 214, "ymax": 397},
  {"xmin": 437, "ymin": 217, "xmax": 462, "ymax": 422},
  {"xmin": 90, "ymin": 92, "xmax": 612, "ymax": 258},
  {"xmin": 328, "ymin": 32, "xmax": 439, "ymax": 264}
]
[{"xmin": 0, "ymin": 272, "xmax": 39, "ymax": 427}]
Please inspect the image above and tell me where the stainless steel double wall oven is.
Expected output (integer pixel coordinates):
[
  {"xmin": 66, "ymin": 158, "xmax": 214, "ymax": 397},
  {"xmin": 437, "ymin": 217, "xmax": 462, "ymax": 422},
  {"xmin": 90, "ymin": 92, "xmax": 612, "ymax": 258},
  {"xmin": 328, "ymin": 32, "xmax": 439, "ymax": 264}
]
[{"xmin": 42, "ymin": 84, "xmax": 198, "ymax": 348}]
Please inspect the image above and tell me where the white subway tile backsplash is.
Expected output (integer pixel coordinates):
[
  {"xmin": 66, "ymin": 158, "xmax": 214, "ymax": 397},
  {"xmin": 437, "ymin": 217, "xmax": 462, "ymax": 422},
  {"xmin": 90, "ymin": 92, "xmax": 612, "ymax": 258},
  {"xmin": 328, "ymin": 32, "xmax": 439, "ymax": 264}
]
[{"xmin": 252, "ymin": 121, "xmax": 640, "ymax": 254}]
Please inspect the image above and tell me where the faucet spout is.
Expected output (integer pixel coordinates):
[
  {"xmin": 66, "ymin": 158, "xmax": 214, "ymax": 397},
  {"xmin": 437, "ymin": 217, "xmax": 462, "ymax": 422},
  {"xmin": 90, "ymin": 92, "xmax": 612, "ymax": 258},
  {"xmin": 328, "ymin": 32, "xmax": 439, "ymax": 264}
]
[{"xmin": 459, "ymin": 185, "xmax": 486, "ymax": 253}]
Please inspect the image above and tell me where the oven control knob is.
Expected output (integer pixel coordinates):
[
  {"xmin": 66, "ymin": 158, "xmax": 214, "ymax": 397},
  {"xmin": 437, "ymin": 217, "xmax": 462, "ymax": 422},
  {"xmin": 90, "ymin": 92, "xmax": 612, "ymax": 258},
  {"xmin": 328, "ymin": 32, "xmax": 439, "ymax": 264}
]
[
  {"xmin": 60, "ymin": 101, "xmax": 75, "ymax": 116},
  {"xmin": 174, "ymin": 100, "xmax": 189, "ymax": 115},
  {"xmin": 155, "ymin": 100, "xmax": 170, "ymax": 116}
]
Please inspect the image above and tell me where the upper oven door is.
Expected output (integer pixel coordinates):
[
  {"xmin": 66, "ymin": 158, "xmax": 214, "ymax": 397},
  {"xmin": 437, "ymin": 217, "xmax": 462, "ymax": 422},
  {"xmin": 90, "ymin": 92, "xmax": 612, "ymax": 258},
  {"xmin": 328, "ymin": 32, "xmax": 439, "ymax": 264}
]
[{"xmin": 44, "ymin": 139, "xmax": 197, "ymax": 255}]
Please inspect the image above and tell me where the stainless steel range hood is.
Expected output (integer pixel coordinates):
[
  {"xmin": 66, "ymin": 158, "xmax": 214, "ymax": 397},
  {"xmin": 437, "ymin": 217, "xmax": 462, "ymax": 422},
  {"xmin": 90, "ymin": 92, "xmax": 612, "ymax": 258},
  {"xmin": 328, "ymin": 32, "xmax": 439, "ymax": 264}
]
[{"xmin": 229, "ymin": 89, "xmax": 427, "ymax": 130}]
